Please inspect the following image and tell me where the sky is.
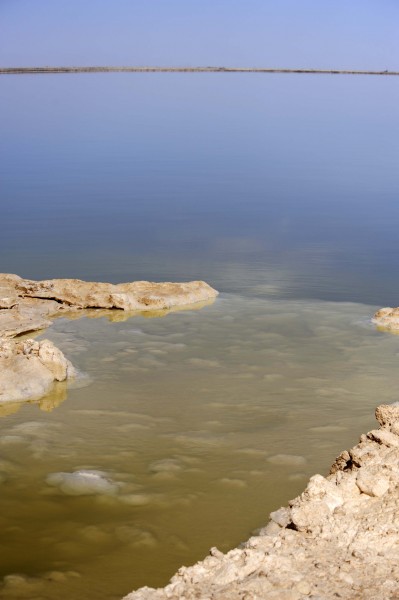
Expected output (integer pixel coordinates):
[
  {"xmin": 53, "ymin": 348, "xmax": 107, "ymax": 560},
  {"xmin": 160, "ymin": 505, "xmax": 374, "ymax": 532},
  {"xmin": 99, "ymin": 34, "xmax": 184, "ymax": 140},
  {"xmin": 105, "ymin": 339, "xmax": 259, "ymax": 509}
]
[{"xmin": 0, "ymin": 0, "xmax": 398, "ymax": 69}]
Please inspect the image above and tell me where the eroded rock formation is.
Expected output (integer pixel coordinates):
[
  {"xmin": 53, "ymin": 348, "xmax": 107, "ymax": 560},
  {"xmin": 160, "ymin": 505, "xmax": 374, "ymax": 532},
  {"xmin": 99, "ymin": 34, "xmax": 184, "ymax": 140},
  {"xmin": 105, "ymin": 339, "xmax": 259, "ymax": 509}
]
[
  {"xmin": 124, "ymin": 404, "xmax": 399, "ymax": 600},
  {"xmin": 0, "ymin": 338, "xmax": 75, "ymax": 403},
  {"xmin": 0, "ymin": 274, "xmax": 218, "ymax": 404},
  {"xmin": 5, "ymin": 274, "xmax": 218, "ymax": 311}
]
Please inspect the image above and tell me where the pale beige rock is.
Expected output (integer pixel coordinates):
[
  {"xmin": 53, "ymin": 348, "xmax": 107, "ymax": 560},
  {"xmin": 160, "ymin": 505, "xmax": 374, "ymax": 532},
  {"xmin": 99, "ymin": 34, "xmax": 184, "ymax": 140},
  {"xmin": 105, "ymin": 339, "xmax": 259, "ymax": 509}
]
[
  {"xmin": 0, "ymin": 300, "xmax": 59, "ymax": 338},
  {"xmin": 12, "ymin": 275, "xmax": 218, "ymax": 311},
  {"xmin": 367, "ymin": 428, "xmax": 399, "ymax": 448},
  {"xmin": 356, "ymin": 468, "xmax": 390, "ymax": 497},
  {"xmin": 373, "ymin": 307, "xmax": 399, "ymax": 331},
  {"xmin": 38, "ymin": 339, "xmax": 75, "ymax": 381},
  {"xmin": 375, "ymin": 403, "xmax": 399, "ymax": 428},
  {"xmin": 259, "ymin": 520, "xmax": 281, "ymax": 537},
  {"xmin": 0, "ymin": 274, "xmax": 218, "ymax": 406},
  {"xmin": 0, "ymin": 297, "xmax": 17, "ymax": 309},
  {"xmin": 0, "ymin": 339, "xmax": 75, "ymax": 403},
  {"xmin": 123, "ymin": 404, "xmax": 399, "ymax": 600},
  {"xmin": 269, "ymin": 506, "xmax": 291, "ymax": 528},
  {"xmin": 0, "ymin": 274, "xmax": 218, "ymax": 338}
]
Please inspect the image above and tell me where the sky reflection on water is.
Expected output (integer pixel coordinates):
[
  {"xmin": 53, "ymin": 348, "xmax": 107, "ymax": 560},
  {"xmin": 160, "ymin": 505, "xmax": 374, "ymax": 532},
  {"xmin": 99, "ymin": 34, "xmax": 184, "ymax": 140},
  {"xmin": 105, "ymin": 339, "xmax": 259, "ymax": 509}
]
[{"xmin": 1, "ymin": 74, "xmax": 398, "ymax": 305}]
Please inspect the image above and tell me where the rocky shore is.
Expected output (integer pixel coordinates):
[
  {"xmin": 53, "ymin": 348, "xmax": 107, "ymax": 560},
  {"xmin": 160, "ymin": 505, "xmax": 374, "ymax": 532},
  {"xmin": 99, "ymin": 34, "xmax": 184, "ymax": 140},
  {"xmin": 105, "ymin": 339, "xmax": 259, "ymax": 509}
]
[
  {"xmin": 2, "ymin": 275, "xmax": 398, "ymax": 599},
  {"xmin": 373, "ymin": 306, "xmax": 399, "ymax": 331},
  {"xmin": 124, "ymin": 403, "xmax": 399, "ymax": 600},
  {"xmin": 0, "ymin": 274, "xmax": 218, "ymax": 404}
]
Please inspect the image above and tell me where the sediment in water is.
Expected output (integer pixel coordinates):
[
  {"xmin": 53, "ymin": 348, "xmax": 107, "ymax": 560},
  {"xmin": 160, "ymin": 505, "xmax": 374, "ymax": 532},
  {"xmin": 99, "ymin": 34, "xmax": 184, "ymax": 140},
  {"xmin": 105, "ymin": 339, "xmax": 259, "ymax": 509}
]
[
  {"xmin": 124, "ymin": 403, "xmax": 399, "ymax": 600},
  {"xmin": 3, "ymin": 275, "xmax": 397, "ymax": 598}
]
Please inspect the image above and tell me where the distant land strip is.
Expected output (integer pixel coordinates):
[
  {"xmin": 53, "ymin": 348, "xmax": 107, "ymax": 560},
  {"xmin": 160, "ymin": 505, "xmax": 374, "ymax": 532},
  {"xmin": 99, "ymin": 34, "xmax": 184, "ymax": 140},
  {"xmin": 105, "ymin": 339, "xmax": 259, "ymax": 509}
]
[{"xmin": 1, "ymin": 66, "xmax": 399, "ymax": 76}]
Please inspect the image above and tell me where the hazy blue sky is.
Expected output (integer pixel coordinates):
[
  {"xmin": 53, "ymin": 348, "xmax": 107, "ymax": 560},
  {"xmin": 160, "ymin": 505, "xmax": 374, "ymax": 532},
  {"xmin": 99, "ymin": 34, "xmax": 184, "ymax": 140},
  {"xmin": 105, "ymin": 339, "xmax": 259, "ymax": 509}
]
[{"xmin": 1, "ymin": 0, "xmax": 398, "ymax": 69}]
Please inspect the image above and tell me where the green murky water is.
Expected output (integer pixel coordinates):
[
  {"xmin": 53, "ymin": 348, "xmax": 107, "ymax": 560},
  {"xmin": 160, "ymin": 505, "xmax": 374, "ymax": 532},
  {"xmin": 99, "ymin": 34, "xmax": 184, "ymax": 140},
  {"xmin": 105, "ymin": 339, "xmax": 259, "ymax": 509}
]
[{"xmin": 0, "ymin": 294, "xmax": 397, "ymax": 599}]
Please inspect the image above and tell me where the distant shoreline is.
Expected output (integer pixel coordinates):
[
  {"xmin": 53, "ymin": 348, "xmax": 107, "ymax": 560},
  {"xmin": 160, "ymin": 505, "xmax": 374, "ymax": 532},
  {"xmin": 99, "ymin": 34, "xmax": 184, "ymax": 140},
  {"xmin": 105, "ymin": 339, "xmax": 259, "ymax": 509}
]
[{"xmin": 1, "ymin": 66, "xmax": 398, "ymax": 76}]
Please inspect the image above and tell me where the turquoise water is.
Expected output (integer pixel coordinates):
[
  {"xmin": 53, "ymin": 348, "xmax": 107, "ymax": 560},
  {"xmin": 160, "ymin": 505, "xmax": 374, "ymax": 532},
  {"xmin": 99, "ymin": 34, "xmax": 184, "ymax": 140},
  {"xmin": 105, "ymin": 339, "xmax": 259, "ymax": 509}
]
[{"xmin": 0, "ymin": 74, "xmax": 398, "ymax": 599}]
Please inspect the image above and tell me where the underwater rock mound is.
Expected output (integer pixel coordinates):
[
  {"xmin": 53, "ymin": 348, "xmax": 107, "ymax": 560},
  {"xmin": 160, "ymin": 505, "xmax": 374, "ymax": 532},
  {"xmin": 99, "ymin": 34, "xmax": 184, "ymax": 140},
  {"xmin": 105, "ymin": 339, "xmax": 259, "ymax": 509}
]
[{"xmin": 46, "ymin": 470, "xmax": 120, "ymax": 496}]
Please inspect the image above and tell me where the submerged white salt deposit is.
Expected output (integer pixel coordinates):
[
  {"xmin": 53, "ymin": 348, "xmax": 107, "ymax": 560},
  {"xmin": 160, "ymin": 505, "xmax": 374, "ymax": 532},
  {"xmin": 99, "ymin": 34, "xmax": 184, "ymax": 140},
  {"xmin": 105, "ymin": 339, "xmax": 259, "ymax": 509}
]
[
  {"xmin": 219, "ymin": 477, "xmax": 247, "ymax": 488},
  {"xmin": 149, "ymin": 458, "xmax": 184, "ymax": 474},
  {"xmin": 267, "ymin": 454, "xmax": 307, "ymax": 467},
  {"xmin": 119, "ymin": 494, "xmax": 153, "ymax": 506},
  {"xmin": 46, "ymin": 470, "xmax": 120, "ymax": 496}
]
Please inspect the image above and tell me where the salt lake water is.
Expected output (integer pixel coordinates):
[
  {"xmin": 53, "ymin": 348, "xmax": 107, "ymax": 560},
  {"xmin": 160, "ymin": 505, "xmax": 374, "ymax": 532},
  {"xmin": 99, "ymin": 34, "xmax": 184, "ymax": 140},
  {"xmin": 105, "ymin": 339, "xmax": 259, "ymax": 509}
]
[{"xmin": 0, "ymin": 73, "xmax": 398, "ymax": 599}]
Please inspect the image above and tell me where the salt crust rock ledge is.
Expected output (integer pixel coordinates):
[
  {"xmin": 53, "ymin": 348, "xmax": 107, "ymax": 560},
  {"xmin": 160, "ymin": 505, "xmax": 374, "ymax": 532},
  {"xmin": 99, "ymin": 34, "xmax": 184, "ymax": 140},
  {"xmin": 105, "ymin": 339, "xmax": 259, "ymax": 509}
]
[
  {"xmin": 124, "ymin": 404, "xmax": 399, "ymax": 600},
  {"xmin": 0, "ymin": 274, "xmax": 218, "ymax": 404},
  {"xmin": 373, "ymin": 306, "xmax": 399, "ymax": 331}
]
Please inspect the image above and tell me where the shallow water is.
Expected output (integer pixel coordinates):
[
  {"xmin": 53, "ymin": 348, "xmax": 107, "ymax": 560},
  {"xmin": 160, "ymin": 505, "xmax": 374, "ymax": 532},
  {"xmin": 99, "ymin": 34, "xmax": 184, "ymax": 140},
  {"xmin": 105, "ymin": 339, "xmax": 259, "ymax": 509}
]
[
  {"xmin": 0, "ymin": 73, "xmax": 399, "ymax": 598},
  {"xmin": 1, "ymin": 296, "xmax": 399, "ymax": 598}
]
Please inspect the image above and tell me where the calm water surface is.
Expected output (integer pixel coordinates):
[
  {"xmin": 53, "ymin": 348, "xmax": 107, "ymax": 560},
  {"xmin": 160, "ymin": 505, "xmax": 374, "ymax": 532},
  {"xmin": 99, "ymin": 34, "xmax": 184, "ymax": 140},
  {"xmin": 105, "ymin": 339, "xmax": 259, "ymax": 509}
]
[{"xmin": 0, "ymin": 74, "xmax": 398, "ymax": 599}]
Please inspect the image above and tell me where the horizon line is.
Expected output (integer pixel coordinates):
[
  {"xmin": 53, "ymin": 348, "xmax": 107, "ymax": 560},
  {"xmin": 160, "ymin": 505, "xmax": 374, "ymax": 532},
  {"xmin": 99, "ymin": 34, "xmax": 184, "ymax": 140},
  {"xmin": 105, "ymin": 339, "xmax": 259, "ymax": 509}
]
[{"xmin": 1, "ymin": 66, "xmax": 399, "ymax": 76}]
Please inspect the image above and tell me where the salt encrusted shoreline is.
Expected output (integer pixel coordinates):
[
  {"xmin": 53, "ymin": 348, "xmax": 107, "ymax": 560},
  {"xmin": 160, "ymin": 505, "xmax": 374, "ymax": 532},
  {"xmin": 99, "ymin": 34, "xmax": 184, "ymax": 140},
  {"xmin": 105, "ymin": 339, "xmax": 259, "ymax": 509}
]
[
  {"xmin": 373, "ymin": 306, "xmax": 399, "ymax": 331},
  {"xmin": 0, "ymin": 274, "xmax": 218, "ymax": 405},
  {"xmin": 124, "ymin": 403, "xmax": 399, "ymax": 600},
  {"xmin": 3, "ymin": 274, "xmax": 399, "ymax": 599}
]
